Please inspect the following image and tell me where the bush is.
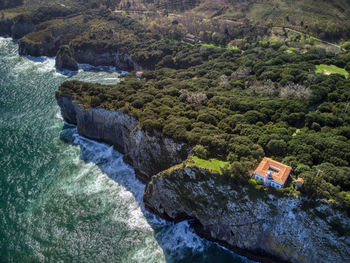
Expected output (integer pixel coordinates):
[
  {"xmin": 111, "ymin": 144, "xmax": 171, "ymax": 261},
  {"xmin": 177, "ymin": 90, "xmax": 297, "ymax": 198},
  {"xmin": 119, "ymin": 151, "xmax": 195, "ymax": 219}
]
[
  {"xmin": 193, "ymin": 145, "xmax": 209, "ymax": 159},
  {"xmin": 249, "ymin": 179, "xmax": 258, "ymax": 187},
  {"xmin": 266, "ymin": 139, "xmax": 288, "ymax": 156},
  {"xmin": 197, "ymin": 113, "xmax": 218, "ymax": 126}
]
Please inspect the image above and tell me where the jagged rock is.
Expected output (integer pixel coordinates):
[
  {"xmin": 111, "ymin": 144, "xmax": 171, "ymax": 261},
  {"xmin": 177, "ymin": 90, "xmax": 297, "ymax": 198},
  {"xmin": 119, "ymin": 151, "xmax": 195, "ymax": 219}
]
[
  {"xmin": 55, "ymin": 46, "xmax": 78, "ymax": 71},
  {"xmin": 144, "ymin": 166, "xmax": 350, "ymax": 263},
  {"xmin": 11, "ymin": 21, "xmax": 36, "ymax": 39},
  {"xmin": 55, "ymin": 93, "xmax": 191, "ymax": 181},
  {"xmin": 0, "ymin": 19, "xmax": 13, "ymax": 36},
  {"xmin": 18, "ymin": 36, "xmax": 57, "ymax": 57},
  {"xmin": 72, "ymin": 46, "xmax": 142, "ymax": 71}
]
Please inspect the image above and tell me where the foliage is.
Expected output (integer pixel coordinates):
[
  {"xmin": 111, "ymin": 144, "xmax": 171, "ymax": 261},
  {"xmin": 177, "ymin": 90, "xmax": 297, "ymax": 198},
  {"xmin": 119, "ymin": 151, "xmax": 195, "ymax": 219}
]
[{"xmin": 58, "ymin": 38, "xmax": 350, "ymax": 210}]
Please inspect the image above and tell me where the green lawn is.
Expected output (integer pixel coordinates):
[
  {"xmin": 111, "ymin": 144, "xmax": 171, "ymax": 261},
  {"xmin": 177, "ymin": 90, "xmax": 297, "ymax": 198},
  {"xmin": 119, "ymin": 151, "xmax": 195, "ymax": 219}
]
[
  {"xmin": 192, "ymin": 156, "xmax": 229, "ymax": 173},
  {"xmin": 316, "ymin": 64, "xmax": 349, "ymax": 78}
]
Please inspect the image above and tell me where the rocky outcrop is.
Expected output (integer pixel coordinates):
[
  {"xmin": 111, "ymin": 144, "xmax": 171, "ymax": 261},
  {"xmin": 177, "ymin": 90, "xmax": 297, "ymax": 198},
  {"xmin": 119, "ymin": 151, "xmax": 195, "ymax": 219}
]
[
  {"xmin": 56, "ymin": 93, "xmax": 191, "ymax": 182},
  {"xmin": 144, "ymin": 166, "xmax": 350, "ymax": 263},
  {"xmin": 11, "ymin": 21, "xmax": 36, "ymax": 39},
  {"xmin": 18, "ymin": 36, "xmax": 58, "ymax": 57},
  {"xmin": 55, "ymin": 46, "xmax": 78, "ymax": 71},
  {"xmin": 72, "ymin": 47, "xmax": 142, "ymax": 71},
  {"xmin": 0, "ymin": 17, "xmax": 35, "ymax": 39},
  {"xmin": 0, "ymin": 19, "xmax": 13, "ymax": 36}
]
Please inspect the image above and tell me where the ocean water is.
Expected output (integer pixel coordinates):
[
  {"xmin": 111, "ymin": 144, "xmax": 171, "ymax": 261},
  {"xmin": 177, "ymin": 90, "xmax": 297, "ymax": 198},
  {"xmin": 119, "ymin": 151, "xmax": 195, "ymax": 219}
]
[{"xmin": 0, "ymin": 37, "xmax": 253, "ymax": 263}]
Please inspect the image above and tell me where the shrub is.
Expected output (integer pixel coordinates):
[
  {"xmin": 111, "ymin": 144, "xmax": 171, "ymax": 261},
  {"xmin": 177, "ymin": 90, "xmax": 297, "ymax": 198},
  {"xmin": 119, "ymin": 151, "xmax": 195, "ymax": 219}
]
[{"xmin": 193, "ymin": 145, "xmax": 209, "ymax": 159}]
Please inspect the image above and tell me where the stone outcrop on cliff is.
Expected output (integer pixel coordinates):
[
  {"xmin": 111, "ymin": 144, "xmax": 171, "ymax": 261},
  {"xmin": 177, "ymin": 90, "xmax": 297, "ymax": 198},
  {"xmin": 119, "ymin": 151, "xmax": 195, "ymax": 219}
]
[
  {"xmin": 55, "ymin": 46, "xmax": 78, "ymax": 71},
  {"xmin": 18, "ymin": 36, "xmax": 58, "ymax": 57},
  {"xmin": 71, "ymin": 47, "xmax": 142, "ymax": 71},
  {"xmin": 11, "ymin": 21, "xmax": 36, "ymax": 39},
  {"xmin": 0, "ymin": 19, "xmax": 13, "ymax": 36},
  {"xmin": 56, "ymin": 93, "xmax": 191, "ymax": 182},
  {"xmin": 0, "ymin": 17, "xmax": 36, "ymax": 39},
  {"xmin": 56, "ymin": 93, "xmax": 350, "ymax": 263},
  {"xmin": 144, "ymin": 166, "xmax": 350, "ymax": 263}
]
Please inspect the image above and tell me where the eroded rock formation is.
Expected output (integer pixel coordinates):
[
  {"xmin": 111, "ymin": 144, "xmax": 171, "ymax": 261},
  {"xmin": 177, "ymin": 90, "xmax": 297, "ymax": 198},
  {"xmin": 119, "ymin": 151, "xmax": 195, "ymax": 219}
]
[
  {"xmin": 56, "ymin": 93, "xmax": 191, "ymax": 182},
  {"xmin": 144, "ymin": 166, "xmax": 350, "ymax": 263}
]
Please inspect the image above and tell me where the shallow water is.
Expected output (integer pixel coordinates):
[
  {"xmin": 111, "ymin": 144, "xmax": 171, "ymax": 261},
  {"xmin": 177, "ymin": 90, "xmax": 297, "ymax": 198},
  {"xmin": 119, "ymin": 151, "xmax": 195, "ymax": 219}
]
[{"xmin": 0, "ymin": 37, "xmax": 253, "ymax": 263}]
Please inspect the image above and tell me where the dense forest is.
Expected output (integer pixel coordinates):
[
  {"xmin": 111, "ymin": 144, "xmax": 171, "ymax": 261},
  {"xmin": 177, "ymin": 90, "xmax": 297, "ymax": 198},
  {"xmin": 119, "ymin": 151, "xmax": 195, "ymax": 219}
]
[
  {"xmin": 1, "ymin": 0, "xmax": 350, "ymax": 212},
  {"xmin": 58, "ymin": 31, "xmax": 350, "ymax": 211},
  {"xmin": 0, "ymin": 0, "xmax": 22, "ymax": 9}
]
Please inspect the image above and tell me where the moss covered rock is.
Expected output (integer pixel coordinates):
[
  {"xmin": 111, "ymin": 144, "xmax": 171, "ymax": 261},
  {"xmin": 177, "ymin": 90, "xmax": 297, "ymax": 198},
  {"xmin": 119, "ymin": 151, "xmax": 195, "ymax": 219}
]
[{"xmin": 55, "ymin": 45, "xmax": 78, "ymax": 71}]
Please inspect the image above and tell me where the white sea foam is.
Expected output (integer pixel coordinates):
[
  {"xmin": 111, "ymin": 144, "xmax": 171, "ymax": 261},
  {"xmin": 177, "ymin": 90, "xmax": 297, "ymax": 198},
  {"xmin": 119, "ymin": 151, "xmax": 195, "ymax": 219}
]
[
  {"xmin": 55, "ymin": 111, "xmax": 63, "ymax": 121},
  {"xmin": 66, "ymin": 127, "xmax": 214, "ymax": 254},
  {"xmin": 25, "ymin": 55, "xmax": 56, "ymax": 72},
  {"xmin": 78, "ymin": 63, "xmax": 117, "ymax": 72},
  {"xmin": 156, "ymin": 221, "xmax": 207, "ymax": 255}
]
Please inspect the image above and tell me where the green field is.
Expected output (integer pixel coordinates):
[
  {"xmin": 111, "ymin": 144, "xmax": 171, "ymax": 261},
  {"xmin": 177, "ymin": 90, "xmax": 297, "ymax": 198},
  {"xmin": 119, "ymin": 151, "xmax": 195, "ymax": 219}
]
[
  {"xmin": 192, "ymin": 156, "xmax": 229, "ymax": 173},
  {"xmin": 316, "ymin": 64, "xmax": 349, "ymax": 78}
]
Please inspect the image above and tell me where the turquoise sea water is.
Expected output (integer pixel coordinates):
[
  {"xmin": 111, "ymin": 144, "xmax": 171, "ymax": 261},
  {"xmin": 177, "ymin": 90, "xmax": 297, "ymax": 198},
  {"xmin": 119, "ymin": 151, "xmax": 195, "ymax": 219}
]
[{"xmin": 0, "ymin": 37, "xmax": 253, "ymax": 263}]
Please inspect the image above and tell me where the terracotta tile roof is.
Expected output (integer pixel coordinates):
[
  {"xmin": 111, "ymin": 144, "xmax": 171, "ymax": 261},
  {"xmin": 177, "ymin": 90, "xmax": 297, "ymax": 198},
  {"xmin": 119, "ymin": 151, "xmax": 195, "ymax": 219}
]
[
  {"xmin": 296, "ymin": 178, "xmax": 304, "ymax": 184},
  {"xmin": 185, "ymin": 34, "xmax": 196, "ymax": 39},
  {"xmin": 254, "ymin": 157, "xmax": 292, "ymax": 185}
]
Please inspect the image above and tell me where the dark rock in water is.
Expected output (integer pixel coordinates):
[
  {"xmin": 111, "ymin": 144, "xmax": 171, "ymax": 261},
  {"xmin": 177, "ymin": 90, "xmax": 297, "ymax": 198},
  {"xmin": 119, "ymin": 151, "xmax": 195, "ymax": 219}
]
[{"xmin": 55, "ymin": 45, "xmax": 78, "ymax": 71}]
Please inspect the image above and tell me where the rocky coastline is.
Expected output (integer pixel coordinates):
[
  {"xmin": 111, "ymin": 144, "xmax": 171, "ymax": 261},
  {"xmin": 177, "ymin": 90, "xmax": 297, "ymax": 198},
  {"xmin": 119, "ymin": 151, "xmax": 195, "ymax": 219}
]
[
  {"xmin": 0, "ymin": 19, "xmax": 142, "ymax": 72},
  {"xmin": 56, "ymin": 93, "xmax": 350, "ymax": 263},
  {"xmin": 144, "ymin": 166, "xmax": 350, "ymax": 263},
  {"xmin": 3, "ymin": 16, "xmax": 350, "ymax": 263},
  {"xmin": 56, "ymin": 93, "xmax": 191, "ymax": 183}
]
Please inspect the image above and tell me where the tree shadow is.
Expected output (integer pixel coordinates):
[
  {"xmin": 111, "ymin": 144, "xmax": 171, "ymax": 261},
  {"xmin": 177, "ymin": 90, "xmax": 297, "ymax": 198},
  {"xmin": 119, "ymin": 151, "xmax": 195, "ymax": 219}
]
[{"xmin": 59, "ymin": 123, "xmax": 248, "ymax": 263}]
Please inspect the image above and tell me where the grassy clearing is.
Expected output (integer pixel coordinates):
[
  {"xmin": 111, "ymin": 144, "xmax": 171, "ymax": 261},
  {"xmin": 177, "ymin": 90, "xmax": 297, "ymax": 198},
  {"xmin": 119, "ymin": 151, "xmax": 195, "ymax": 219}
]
[
  {"xmin": 316, "ymin": 64, "xmax": 349, "ymax": 78},
  {"xmin": 191, "ymin": 156, "xmax": 229, "ymax": 173},
  {"xmin": 200, "ymin": 42, "xmax": 221, "ymax": 48}
]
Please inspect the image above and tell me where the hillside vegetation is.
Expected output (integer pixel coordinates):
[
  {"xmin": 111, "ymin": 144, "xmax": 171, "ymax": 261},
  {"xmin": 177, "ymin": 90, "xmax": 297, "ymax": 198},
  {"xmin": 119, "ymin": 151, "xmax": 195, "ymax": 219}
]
[
  {"xmin": 111, "ymin": 0, "xmax": 350, "ymax": 42},
  {"xmin": 1, "ymin": 0, "xmax": 350, "ymax": 44},
  {"xmin": 58, "ymin": 34, "xmax": 350, "ymax": 211},
  {"xmin": 1, "ymin": 0, "xmax": 350, "ymax": 214}
]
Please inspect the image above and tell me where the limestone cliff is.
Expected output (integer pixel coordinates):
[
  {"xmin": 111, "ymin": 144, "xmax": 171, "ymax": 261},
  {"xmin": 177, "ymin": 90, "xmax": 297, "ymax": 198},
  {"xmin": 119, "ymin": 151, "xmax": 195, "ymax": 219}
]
[
  {"xmin": 11, "ymin": 21, "xmax": 36, "ymax": 39},
  {"xmin": 71, "ymin": 47, "xmax": 142, "ymax": 71},
  {"xmin": 0, "ymin": 17, "xmax": 36, "ymax": 39},
  {"xmin": 144, "ymin": 166, "xmax": 350, "ymax": 263},
  {"xmin": 18, "ymin": 36, "xmax": 57, "ymax": 57},
  {"xmin": 0, "ymin": 22, "xmax": 141, "ymax": 71},
  {"xmin": 56, "ymin": 93, "xmax": 191, "ymax": 182},
  {"xmin": 0, "ymin": 19, "xmax": 13, "ymax": 36}
]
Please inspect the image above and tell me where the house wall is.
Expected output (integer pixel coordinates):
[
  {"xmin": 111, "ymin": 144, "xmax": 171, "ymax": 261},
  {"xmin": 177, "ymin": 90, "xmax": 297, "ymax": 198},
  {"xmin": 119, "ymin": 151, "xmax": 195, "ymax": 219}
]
[{"xmin": 254, "ymin": 173, "xmax": 283, "ymax": 188}]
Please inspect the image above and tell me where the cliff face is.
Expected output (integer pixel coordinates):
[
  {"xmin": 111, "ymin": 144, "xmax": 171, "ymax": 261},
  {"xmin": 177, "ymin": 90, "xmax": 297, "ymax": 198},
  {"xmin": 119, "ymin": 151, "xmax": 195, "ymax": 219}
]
[
  {"xmin": 0, "ymin": 23, "xmax": 141, "ymax": 71},
  {"xmin": 144, "ymin": 166, "xmax": 350, "ymax": 263},
  {"xmin": 0, "ymin": 19, "xmax": 13, "ymax": 36},
  {"xmin": 0, "ymin": 19, "xmax": 36, "ymax": 39},
  {"xmin": 17, "ymin": 40, "xmax": 142, "ymax": 71},
  {"xmin": 72, "ymin": 48, "xmax": 142, "ymax": 71},
  {"xmin": 56, "ymin": 93, "xmax": 191, "ymax": 182},
  {"xmin": 11, "ymin": 21, "xmax": 36, "ymax": 39},
  {"xmin": 18, "ymin": 37, "xmax": 57, "ymax": 57}
]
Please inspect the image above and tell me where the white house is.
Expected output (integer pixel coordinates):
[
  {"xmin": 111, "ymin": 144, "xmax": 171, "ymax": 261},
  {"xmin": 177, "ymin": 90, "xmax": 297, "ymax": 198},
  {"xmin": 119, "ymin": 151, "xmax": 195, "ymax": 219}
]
[{"xmin": 253, "ymin": 157, "xmax": 292, "ymax": 188}]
